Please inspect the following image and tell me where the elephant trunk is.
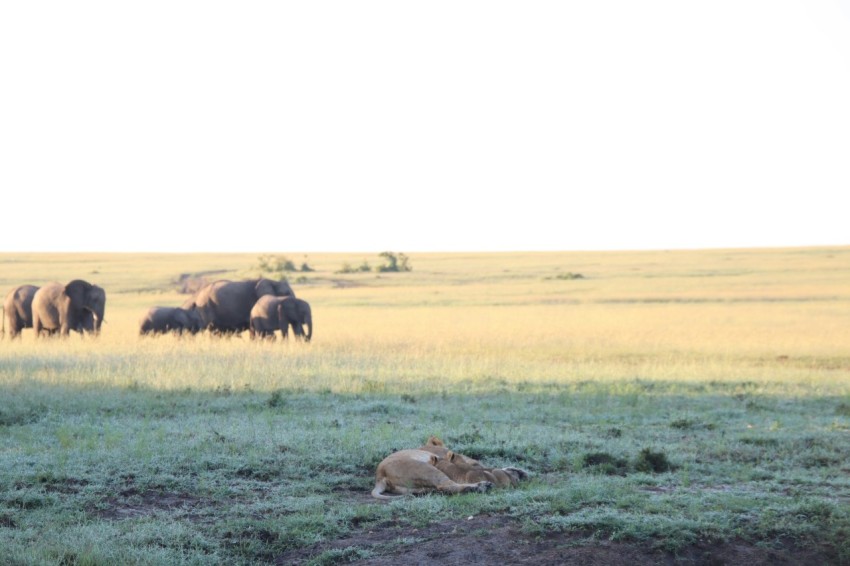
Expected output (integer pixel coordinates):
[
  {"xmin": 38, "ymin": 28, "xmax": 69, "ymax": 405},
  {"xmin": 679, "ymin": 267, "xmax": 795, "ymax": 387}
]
[
  {"xmin": 304, "ymin": 310, "xmax": 312, "ymax": 342},
  {"xmin": 277, "ymin": 303, "xmax": 287, "ymax": 339},
  {"xmin": 91, "ymin": 306, "xmax": 104, "ymax": 336}
]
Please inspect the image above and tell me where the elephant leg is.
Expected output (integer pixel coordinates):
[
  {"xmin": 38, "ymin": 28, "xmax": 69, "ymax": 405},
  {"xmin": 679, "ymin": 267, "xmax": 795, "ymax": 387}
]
[
  {"xmin": 8, "ymin": 316, "xmax": 22, "ymax": 339},
  {"xmin": 58, "ymin": 311, "xmax": 70, "ymax": 337}
]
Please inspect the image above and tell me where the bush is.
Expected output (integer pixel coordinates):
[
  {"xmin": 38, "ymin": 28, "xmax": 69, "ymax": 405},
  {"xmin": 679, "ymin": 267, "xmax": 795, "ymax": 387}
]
[
  {"xmin": 547, "ymin": 272, "xmax": 584, "ymax": 281},
  {"xmin": 634, "ymin": 448, "xmax": 673, "ymax": 473},
  {"xmin": 580, "ymin": 452, "xmax": 629, "ymax": 475},
  {"xmin": 336, "ymin": 260, "xmax": 373, "ymax": 274},
  {"xmin": 337, "ymin": 254, "xmax": 410, "ymax": 274},
  {"xmin": 257, "ymin": 255, "xmax": 296, "ymax": 275},
  {"xmin": 376, "ymin": 252, "xmax": 411, "ymax": 273}
]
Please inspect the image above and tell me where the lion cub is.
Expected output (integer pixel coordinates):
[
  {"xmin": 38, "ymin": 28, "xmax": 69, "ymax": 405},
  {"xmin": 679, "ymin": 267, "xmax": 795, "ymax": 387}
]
[
  {"xmin": 435, "ymin": 451, "xmax": 525, "ymax": 488},
  {"xmin": 421, "ymin": 436, "xmax": 529, "ymax": 487}
]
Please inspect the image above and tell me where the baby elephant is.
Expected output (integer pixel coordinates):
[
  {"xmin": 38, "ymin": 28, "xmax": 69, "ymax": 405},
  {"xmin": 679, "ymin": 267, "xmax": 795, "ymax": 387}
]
[
  {"xmin": 139, "ymin": 306, "xmax": 204, "ymax": 336},
  {"xmin": 249, "ymin": 295, "xmax": 312, "ymax": 342}
]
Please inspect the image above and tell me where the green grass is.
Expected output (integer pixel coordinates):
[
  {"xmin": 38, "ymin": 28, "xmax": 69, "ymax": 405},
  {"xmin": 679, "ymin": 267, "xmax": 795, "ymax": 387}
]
[{"xmin": 1, "ymin": 248, "xmax": 849, "ymax": 563}]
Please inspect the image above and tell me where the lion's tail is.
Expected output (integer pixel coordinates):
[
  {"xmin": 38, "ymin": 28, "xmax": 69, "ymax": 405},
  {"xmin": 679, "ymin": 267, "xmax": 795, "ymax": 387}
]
[{"xmin": 371, "ymin": 478, "xmax": 399, "ymax": 500}]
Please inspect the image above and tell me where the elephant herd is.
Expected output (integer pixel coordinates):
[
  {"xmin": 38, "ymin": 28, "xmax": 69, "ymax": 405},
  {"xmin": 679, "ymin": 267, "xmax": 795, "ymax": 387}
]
[{"xmin": 2, "ymin": 277, "xmax": 312, "ymax": 342}]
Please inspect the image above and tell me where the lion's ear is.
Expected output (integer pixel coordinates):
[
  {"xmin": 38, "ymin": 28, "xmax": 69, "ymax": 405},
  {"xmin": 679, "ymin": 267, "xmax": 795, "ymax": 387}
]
[
  {"xmin": 427, "ymin": 436, "xmax": 444, "ymax": 447},
  {"xmin": 429, "ymin": 455, "xmax": 438, "ymax": 466},
  {"xmin": 446, "ymin": 451, "xmax": 456, "ymax": 462}
]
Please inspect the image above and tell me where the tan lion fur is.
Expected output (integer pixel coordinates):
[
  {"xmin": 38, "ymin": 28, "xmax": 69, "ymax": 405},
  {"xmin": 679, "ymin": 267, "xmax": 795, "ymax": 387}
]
[
  {"xmin": 371, "ymin": 437, "xmax": 530, "ymax": 500},
  {"xmin": 371, "ymin": 449, "xmax": 493, "ymax": 500},
  {"xmin": 435, "ymin": 450, "xmax": 527, "ymax": 488},
  {"xmin": 421, "ymin": 436, "xmax": 529, "ymax": 486},
  {"xmin": 418, "ymin": 436, "xmax": 481, "ymax": 465}
]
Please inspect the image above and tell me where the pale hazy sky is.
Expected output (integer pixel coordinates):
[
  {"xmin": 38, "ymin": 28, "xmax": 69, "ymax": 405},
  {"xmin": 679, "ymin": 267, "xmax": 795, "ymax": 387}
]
[{"xmin": 2, "ymin": 1, "xmax": 849, "ymax": 253}]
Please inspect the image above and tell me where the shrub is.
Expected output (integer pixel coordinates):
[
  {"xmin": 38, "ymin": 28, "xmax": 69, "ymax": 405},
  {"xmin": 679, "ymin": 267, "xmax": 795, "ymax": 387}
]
[
  {"xmin": 336, "ymin": 260, "xmax": 372, "ymax": 274},
  {"xmin": 580, "ymin": 452, "xmax": 629, "ymax": 475},
  {"xmin": 257, "ymin": 255, "xmax": 296, "ymax": 275},
  {"xmin": 634, "ymin": 448, "xmax": 673, "ymax": 473},
  {"xmin": 547, "ymin": 272, "xmax": 584, "ymax": 281},
  {"xmin": 376, "ymin": 252, "xmax": 411, "ymax": 273}
]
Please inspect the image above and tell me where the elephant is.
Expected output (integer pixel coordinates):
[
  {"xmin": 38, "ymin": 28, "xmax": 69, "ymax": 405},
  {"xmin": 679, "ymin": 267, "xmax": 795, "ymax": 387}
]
[
  {"xmin": 188, "ymin": 278, "xmax": 294, "ymax": 335},
  {"xmin": 249, "ymin": 295, "xmax": 312, "ymax": 342},
  {"xmin": 139, "ymin": 306, "xmax": 203, "ymax": 336},
  {"xmin": 2, "ymin": 284, "xmax": 39, "ymax": 339},
  {"xmin": 31, "ymin": 280, "xmax": 106, "ymax": 337}
]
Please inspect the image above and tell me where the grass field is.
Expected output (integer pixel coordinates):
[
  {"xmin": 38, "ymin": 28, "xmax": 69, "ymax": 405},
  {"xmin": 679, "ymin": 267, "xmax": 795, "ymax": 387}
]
[{"xmin": 1, "ymin": 248, "xmax": 849, "ymax": 564}]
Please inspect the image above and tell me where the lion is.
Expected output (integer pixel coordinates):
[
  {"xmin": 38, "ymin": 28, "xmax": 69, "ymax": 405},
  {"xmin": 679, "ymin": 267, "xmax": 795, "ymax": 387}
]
[
  {"xmin": 371, "ymin": 437, "xmax": 530, "ymax": 500},
  {"xmin": 371, "ymin": 449, "xmax": 493, "ymax": 500},
  {"xmin": 435, "ymin": 450, "xmax": 526, "ymax": 487},
  {"xmin": 419, "ymin": 436, "xmax": 530, "ymax": 486},
  {"xmin": 418, "ymin": 436, "xmax": 481, "ymax": 465}
]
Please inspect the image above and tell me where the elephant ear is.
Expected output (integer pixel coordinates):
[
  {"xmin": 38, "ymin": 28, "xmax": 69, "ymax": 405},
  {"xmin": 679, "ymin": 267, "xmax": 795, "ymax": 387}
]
[
  {"xmin": 255, "ymin": 279, "xmax": 274, "ymax": 297},
  {"xmin": 277, "ymin": 279, "xmax": 295, "ymax": 297},
  {"xmin": 65, "ymin": 280, "xmax": 92, "ymax": 304}
]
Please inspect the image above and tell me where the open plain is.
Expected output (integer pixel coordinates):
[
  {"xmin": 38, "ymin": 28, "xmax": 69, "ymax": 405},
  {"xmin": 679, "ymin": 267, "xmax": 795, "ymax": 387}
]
[{"xmin": 1, "ymin": 248, "xmax": 849, "ymax": 564}]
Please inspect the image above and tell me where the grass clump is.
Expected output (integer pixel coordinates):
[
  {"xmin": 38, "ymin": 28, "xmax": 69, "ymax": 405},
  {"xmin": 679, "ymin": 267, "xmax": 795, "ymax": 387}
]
[
  {"xmin": 547, "ymin": 272, "xmax": 585, "ymax": 280},
  {"xmin": 633, "ymin": 448, "xmax": 673, "ymax": 473},
  {"xmin": 580, "ymin": 452, "xmax": 630, "ymax": 476}
]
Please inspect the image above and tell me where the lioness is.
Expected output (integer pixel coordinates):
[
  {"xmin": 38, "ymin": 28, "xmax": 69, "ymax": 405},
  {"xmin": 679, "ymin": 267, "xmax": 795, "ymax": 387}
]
[
  {"xmin": 371, "ymin": 449, "xmax": 493, "ymax": 500},
  {"xmin": 420, "ymin": 436, "xmax": 530, "ymax": 486},
  {"xmin": 418, "ymin": 436, "xmax": 480, "ymax": 465},
  {"xmin": 371, "ymin": 437, "xmax": 530, "ymax": 500}
]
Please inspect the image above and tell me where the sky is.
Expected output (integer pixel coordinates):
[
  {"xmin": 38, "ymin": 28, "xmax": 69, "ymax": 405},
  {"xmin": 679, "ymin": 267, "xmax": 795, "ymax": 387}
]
[{"xmin": 1, "ymin": 1, "xmax": 849, "ymax": 253}]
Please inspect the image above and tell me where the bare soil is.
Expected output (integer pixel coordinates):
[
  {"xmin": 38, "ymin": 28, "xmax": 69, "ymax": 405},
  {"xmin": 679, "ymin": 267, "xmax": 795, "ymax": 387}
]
[
  {"xmin": 277, "ymin": 514, "xmax": 838, "ymax": 566},
  {"xmin": 88, "ymin": 486, "xmax": 839, "ymax": 565}
]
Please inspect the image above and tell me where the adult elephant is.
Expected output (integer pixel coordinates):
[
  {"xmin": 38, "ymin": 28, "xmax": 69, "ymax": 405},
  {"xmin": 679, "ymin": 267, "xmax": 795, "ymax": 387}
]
[
  {"xmin": 139, "ymin": 306, "xmax": 204, "ymax": 336},
  {"xmin": 31, "ymin": 280, "xmax": 106, "ymax": 337},
  {"xmin": 191, "ymin": 278, "xmax": 294, "ymax": 334},
  {"xmin": 2, "ymin": 284, "xmax": 39, "ymax": 339},
  {"xmin": 249, "ymin": 295, "xmax": 312, "ymax": 341}
]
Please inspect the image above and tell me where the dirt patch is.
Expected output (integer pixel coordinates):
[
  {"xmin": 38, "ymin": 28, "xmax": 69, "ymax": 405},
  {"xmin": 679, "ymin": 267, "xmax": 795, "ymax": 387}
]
[
  {"xmin": 94, "ymin": 488, "xmax": 206, "ymax": 521},
  {"xmin": 274, "ymin": 515, "xmax": 838, "ymax": 565}
]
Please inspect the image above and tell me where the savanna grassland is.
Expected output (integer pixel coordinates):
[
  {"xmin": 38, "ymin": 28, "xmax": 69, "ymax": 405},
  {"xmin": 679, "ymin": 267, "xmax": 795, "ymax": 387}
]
[{"xmin": 1, "ymin": 248, "xmax": 849, "ymax": 565}]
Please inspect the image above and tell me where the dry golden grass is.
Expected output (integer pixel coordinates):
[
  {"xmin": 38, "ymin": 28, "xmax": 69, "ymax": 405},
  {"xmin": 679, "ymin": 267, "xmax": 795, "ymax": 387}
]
[{"xmin": 2, "ymin": 247, "xmax": 848, "ymax": 394}]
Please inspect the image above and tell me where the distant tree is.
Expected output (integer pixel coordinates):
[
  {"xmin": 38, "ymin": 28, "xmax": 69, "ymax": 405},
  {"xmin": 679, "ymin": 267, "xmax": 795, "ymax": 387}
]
[{"xmin": 376, "ymin": 252, "xmax": 411, "ymax": 272}]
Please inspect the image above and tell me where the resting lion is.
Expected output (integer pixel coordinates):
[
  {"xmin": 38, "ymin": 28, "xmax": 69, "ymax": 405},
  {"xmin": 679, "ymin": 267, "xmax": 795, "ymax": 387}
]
[
  {"xmin": 371, "ymin": 449, "xmax": 493, "ymax": 500},
  {"xmin": 371, "ymin": 437, "xmax": 530, "ymax": 500},
  {"xmin": 435, "ymin": 450, "xmax": 526, "ymax": 487},
  {"xmin": 419, "ymin": 436, "xmax": 529, "ymax": 486}
]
